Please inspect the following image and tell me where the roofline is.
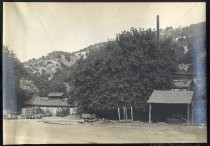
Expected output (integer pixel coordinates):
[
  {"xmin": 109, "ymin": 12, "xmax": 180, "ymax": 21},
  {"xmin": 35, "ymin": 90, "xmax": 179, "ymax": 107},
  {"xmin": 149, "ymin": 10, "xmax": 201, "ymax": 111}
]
[
  {"xmin": 48, "ymin": 93, "xmax": 65, "ymax": 96},
  {"xmin": 153, "ymin": 90, "xmax": 193, "ymax": 92},
  {"xmin": 147, "ymin": 102, "xmax": 192, "ymax": 104},
  {"xmin": 23, "ymin": 104, "xmax": 73, "ymax": 108},
  {"xmin": 172, "ymin": 72, "xmax": 194, "ymax": 75},
  {"xmin": 48, "ymin": 92, "xmax": 65, "ymax": 94},
  {"xmin": 147, "ymin": 90, "xmax": 193, "ymax": 104},
  {"xmin": 173, "ymin": 79, "xmax": 193, "ymax": 81}
]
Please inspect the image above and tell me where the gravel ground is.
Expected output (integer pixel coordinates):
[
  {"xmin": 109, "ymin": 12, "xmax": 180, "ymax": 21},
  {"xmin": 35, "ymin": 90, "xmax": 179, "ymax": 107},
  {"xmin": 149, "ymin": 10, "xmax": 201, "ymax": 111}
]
[{"xmin": 3, "ymin": 119, "xmax": 207, "ymax": 144}]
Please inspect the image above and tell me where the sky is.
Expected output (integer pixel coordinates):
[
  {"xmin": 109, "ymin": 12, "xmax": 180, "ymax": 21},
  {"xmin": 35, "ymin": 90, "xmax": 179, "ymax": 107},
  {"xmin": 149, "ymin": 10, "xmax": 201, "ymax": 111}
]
[{"xmin": 3, "ymin": 2, "xmax": 206, "ymax": 62}]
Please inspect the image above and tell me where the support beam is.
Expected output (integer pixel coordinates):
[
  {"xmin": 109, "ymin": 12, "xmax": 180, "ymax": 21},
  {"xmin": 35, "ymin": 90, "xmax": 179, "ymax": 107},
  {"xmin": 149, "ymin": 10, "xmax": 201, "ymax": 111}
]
[
  {"xmin": 149, "ymin": 104, "xmax": 152, "ymax": 124},
  {"xmin": 125, "ymin": 107, "xmax": 128, "ymax": 120},
  {"xmin": 118, "ymin": 108, "xmax": 121, "ymax": 121},
  {"xmin": 187, "ymin": 104, "xmax": 190, "ymax": 125},
  {"xmin": 131, "ymin": 106, "xmax": 133, "ymax": 121},
  {"xmin": 192, "ymin": 105, "xmax": 193, "ymax": 125},
  {"xmin": 123, "ymin": 107, "xmax": 125, "ymax": 120},
  {"xmin": 32, "ymin": 106, "xmax": 35, "ymax": 114}
]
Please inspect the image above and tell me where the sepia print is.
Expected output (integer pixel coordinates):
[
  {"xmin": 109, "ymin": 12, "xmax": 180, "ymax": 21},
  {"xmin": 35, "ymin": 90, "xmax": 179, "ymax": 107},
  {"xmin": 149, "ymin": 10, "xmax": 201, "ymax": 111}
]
[{"xmin": 3, "ymin": 2, "xmax": 207, "ymax": 144}]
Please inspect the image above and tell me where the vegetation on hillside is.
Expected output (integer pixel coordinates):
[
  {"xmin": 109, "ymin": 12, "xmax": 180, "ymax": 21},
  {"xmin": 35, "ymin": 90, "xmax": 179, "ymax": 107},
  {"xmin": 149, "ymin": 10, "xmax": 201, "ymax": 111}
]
[
  {"xmin": 3, "ymin": 22, "xmax": 206, "ymax": 113},
  {"xmin": 162, "ymin": 22, "xmax": 206, "ymax": 72}
]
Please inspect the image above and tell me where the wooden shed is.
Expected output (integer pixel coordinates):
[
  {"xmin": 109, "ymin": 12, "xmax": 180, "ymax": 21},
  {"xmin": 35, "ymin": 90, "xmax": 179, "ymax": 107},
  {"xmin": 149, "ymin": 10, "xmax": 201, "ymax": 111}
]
[
  {"xmin": 23, "ymin": 92, "xmax": 77, "ymax": 116},
  {"xmin": 147, "ymin": 90, "xmax": 193, "ymax": 125}
]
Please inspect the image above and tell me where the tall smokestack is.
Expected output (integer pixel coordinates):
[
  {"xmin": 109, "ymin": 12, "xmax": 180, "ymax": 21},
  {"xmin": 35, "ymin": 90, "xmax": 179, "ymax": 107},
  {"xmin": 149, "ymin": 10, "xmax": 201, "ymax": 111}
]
[{"xmin": 157, "ymin": 15, "xmax": 159, "ymax": 40}]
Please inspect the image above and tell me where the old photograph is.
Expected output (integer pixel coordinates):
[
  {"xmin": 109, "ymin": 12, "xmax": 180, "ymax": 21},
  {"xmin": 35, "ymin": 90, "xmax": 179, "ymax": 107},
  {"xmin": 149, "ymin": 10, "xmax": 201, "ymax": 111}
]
[{"xmin": 3, "ymin": 2, "xmax": 207, "ymax": 144}]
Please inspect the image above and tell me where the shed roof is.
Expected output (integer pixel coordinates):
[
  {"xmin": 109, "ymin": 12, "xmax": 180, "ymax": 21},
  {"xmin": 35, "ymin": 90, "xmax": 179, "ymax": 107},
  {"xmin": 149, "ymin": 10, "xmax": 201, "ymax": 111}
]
[
  {"xmin": 147, "ymin": 90, "xmax": 193, "ymax": 104},
  {"xmin": 172, "ymin": 79, "xmax": 193, "ymax": 88},
  {"xmin": 24, "ymin": 97, "xmax": 72, "ymax": 107},
  {"xmin": 48, "ymin": 92, "xmax": 65, "ymax": 97},
  {"xmin": 172, "ymin": 72, "xmax": 194, "ymax": 75}
]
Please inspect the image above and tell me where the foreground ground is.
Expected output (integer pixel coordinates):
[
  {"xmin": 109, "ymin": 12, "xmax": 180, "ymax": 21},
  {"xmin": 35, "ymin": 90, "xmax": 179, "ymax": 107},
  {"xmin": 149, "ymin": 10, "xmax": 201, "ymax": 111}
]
[{"xmin": 3, "ymin": 118, "xmax": 207, "ymax": 144}]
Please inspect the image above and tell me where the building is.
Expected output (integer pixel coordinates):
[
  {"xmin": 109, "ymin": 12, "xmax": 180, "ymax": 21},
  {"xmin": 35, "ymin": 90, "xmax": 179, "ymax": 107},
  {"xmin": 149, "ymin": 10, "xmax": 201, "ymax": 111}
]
[
  {"xmin": 172, "ymin": 72, "xmax": 206, "ymax": 125},
  {"xmin": 147, "ymin": 73, "xmax": 194, "ymax": 124},
  {"xmin": 171, "ymin": 79, "xmax": 193, "ymax": 91},
  {"xmin": 23, "ymin": 92, "xmax": 77, "ymax": 116},
  {"xmin": 147, "ymin": 72, "xmax": 206, "ymax": 125},
  {"xmin": 147, "ymin": 90, "xmax": 193, "ymax": 124}
]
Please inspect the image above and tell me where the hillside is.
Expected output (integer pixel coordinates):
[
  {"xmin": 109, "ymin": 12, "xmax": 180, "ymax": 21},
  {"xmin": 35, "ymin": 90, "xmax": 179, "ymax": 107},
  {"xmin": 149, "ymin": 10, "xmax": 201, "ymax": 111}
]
[
  {"xmin": 64, "ymin": 22, "xmax": 205, "ymax": 112},
  {"xmin": 24, "ymin": 22, "xmax": 205, "ymax": 80},
  {"xmin": 23, "ymin": 42, "xmax": 106, "ymax": 80},
  {"xmin": 161, "ymin": 22, "xmax": 205, "ymax": 72},
  {"xmin": 22, "ymin": 22, "xmax": 205, "ymax": 97}
]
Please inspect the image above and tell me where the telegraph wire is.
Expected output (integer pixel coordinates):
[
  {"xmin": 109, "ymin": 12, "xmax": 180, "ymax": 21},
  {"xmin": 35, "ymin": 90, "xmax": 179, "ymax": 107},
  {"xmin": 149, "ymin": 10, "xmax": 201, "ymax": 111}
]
[{"xmin": 174, "ymin": 4, "xmax": 198, "ymax": 26}]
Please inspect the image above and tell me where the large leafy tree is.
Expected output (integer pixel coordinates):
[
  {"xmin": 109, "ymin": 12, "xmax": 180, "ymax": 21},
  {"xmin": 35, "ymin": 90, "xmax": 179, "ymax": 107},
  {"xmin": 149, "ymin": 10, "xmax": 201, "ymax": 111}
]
[
  {"xmin": 67, "ymin": 28, "xmax": 178, "ymax": 113},
  {"xmin": 3, "ymin": 46, "xmax": 29, "ymax": 113}
]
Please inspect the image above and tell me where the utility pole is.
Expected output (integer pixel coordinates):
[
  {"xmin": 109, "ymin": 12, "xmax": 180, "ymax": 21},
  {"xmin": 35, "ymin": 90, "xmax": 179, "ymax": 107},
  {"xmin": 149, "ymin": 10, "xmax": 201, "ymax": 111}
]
[{"xmin": 157, "ymin": 15, "xmax": 159, "ymax": 40}]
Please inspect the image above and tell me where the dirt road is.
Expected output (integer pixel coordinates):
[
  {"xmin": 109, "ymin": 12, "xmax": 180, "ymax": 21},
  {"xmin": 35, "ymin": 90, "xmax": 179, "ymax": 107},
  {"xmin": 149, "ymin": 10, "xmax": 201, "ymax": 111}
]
[{"xmin": 3, "ymin": 119, "xmax": 207, "ymax": 144}]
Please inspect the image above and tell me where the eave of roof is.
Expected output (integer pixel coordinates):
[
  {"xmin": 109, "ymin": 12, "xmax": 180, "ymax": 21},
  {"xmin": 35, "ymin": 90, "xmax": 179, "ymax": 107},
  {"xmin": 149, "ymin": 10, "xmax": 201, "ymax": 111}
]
[
  {"xmin": 24, "ymin": 97, "xmax": 73, "ymax": 107},
  {"xmin": 48, "ymin": 92, "xmax": 65, "ymax": 97},
  {"xmin": 172, "ymin": 79, "xmax": 193, "ymax": 88},
  {"xmin": 147, "ymin": 90, "xmax": 193, "ymax": 104}
]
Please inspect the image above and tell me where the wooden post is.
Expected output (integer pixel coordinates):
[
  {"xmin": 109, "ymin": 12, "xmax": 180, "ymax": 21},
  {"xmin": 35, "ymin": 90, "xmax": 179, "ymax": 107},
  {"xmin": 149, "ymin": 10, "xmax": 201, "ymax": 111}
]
[
  {"xmin": 123, "ymin": 107, "xmax": 126, "ymax": 120},
  {"xmin": 125, "ymin": 107, "xmax": 128, "ymax": 120},
  {"xmin": 149, "ymin": 104, "xmax": 152, "ymax": 124},
  {"xmin": 32, "ymin": 106, "xmax": 34, "ymax": 114},
  {"xmin": 191, "ymin": 104, "xmax": 194, "ymax": 125},
  {"xmin": 131, "ymin": 106, "xmax": 133, "ymax": 121},
  {"xmin": 187, "ymin": 104, "xmax": 190, "ymax": 125},
  {"xmin": 124, "ymin": 107, "xmax": 126, "ymax": 120},
  {"xmin": 118, "ymin": 108, "xmax": 121, "ymax": 121}
]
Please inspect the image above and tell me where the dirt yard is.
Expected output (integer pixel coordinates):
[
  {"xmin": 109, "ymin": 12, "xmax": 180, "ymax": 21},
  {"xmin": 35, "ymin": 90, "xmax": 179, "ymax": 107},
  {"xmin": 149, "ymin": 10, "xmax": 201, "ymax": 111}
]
[{"xmin": 3, "ymin": 119, "xmax": 207, "ymax": 144}]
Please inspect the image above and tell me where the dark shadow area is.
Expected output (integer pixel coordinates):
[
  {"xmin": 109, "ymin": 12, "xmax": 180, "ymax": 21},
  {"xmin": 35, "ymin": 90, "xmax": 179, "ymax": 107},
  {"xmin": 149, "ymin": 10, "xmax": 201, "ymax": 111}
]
[{"xmin": 151, "ymin": 104, "xmax": 189, "ymax": 123}]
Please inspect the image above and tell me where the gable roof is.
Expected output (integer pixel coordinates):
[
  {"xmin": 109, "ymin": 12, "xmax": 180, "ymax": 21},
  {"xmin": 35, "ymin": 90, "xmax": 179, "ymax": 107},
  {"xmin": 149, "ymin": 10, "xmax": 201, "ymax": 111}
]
[
  {"xmin": 147, "ymin": 90, "xmax": 193, "ymax": 104},
  {"xmin": 24, "ymin": 97, "xmax": 72, "ymax": 107},
  {"xmin": 48, "ymin": 92, "xmax": 65, "ymax": 97},
  {"xmin": 172, "ymin": 79, "xmax": 193, "ymax": 88}
]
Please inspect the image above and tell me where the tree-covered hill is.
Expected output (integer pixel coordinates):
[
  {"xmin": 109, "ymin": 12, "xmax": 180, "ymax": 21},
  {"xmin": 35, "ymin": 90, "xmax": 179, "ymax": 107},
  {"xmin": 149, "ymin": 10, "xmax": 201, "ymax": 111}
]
[
  {"xmin": 22, "ymin": 42, "xmax": 106, "ymax": 96},
  {"xmin": 23, "ymin": 42, "xmax": 106, "ymax": 81},
  {"xmin": 3, "ymin": 22, "xmax": 205, "ymax": 113},
  {"xmin": 161, "ymin": 22, "xmax": 206, "ymax": 72},
  {"xmin": 21, "ymin": 22, "xmax": 205, "ymax": 98}
]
